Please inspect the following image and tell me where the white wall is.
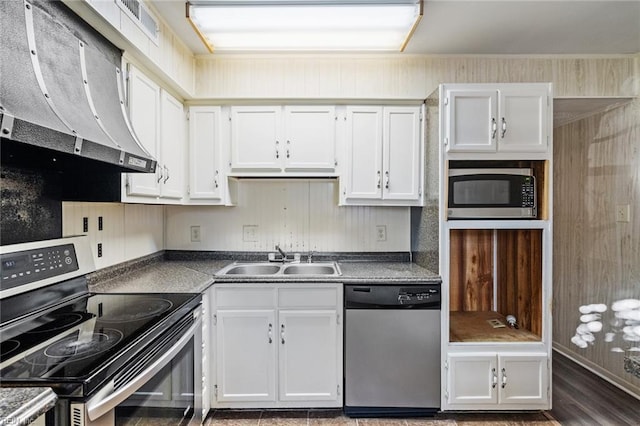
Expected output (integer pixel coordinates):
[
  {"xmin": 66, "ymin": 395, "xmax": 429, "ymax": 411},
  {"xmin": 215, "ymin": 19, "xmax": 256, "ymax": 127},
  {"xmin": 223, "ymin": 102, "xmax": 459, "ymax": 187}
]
[
  {"xmin": 165, "ymin": 180, "xmax": 410, "ymax": 253},
  {"xmin": 62, "ymin": 202, "xmax": 164, "ymax": 269}
]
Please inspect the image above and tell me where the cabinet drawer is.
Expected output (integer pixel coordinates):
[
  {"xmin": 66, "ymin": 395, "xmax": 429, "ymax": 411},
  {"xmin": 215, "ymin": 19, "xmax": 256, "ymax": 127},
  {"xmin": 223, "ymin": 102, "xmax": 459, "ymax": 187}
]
[
  {"xmin": 215, "ymin": 287, "xmax": 275, "ymax": 308},
  {"xmin": 278, "ymin": 286, "xmax": 339, "ymax": 308}
]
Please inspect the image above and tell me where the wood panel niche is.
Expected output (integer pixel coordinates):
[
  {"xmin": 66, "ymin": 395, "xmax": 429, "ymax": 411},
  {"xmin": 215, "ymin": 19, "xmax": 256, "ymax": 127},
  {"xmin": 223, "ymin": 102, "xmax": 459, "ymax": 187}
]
[{"xmin": 449, "ymin": 229, "xmax": 543, "ymax": 342}]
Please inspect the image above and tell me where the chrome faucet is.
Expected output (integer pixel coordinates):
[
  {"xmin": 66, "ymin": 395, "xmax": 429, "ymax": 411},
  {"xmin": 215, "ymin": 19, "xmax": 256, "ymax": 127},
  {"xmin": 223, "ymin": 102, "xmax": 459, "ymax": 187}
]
[{"xmin": 275, "ymin": 244, "xmax": 287, "ymax": 261}]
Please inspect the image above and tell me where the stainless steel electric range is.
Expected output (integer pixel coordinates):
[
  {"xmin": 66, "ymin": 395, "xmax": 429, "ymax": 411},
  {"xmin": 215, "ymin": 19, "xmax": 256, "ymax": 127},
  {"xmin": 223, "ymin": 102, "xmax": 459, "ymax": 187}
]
[{"xmin": 0, "ymin": 236, "xmax": 203, "ymax": 426}]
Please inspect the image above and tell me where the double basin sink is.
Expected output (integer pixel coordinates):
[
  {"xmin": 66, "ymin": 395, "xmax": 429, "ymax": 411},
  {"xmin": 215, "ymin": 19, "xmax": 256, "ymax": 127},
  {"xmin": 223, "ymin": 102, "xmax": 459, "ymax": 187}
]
[{"xmin": 216, "ymin": 261, "xmax": 341, "ymax": 276}]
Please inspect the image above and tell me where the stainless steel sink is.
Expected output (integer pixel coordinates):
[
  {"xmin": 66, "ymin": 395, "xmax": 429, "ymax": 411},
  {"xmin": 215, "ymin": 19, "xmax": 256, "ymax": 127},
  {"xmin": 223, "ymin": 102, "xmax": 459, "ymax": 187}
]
[
  {"xmin": 216, "ymin": 261, "xmax": 341, "ymax": 276},
  {"xmin": 282, "ymin": 263, "xmax": 340, "ymax": 275},
  {"xmin": 222, "ymin": 264, "xmax": 281, "ymax": 275}
]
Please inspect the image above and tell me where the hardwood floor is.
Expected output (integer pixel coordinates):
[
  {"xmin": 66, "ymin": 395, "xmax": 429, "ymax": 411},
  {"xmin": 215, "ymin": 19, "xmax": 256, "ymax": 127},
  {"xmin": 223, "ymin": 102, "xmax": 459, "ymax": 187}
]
[
  {"xmin": 118, "ymin": 351, "xmax": 640, "ymax": 426},
  {"xmin": 549, "ymin": 351, "xmax": 640, "ymax": 425}
]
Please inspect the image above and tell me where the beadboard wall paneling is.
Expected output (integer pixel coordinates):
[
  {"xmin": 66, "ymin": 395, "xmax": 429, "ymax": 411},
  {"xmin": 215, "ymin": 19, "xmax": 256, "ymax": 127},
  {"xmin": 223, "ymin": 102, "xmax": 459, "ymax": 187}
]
[
  {"xmin": 194, "ymin": 55, "xmax": 638, "ymax": 100},
  {"xmin": 553, "ymin": 99, "xmax": 640, "ymax": 396},
  {"xmin": 165, "ymin": 180, "xmax": 410, "ymax": 252},
  {"xmin": 62, "ymin": 202, "xmax": 164, "ymax": 269}
]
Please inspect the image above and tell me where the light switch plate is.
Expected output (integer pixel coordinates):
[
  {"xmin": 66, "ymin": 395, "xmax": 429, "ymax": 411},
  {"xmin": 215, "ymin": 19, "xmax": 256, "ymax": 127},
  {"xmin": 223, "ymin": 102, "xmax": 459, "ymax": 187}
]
[{"xmin": 616, "ymin": 204, "xmax": 630, "ymax": 223}]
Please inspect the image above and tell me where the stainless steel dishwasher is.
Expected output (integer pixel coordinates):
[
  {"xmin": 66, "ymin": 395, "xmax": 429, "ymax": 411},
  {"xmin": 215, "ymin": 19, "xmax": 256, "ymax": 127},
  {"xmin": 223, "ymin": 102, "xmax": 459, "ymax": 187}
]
[{"xmin": 344, "ymin": 284, "xmax": 441, "ymax": 417}]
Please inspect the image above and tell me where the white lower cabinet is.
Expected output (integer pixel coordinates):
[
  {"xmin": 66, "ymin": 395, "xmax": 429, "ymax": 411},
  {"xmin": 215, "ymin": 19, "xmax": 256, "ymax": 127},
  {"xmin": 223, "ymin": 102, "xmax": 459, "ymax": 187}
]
[
  {"xmin": 446, "ymin": 352, "xmax": 549, "ymax": 410},
  {"xmin": 216, "ymin": 309, "xmax": 277, "ymax": 402},
  {"xmin": 212, "ymin": 284, "xmax": 343, "ymax": 408},
  {"xmin": 278, "ymin": 310, "xmax": 339, "ymax": 402}
]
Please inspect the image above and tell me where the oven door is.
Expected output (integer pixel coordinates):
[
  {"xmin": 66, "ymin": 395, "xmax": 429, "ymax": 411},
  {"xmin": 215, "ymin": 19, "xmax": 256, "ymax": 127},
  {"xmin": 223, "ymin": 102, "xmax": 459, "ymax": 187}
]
[{"xmin": 68, "ymin": 307, "xmax": 203, "ymax": 426}]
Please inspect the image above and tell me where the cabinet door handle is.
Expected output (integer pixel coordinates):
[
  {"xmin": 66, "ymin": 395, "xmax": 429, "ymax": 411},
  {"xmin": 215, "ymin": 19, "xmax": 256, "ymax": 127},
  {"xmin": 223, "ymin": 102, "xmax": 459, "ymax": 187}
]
[
  {"xmin": 280, "ymin": 324, "xmax": 285, "ymax": 344},
  {"xmin": 268, "ymin": 323, "xmax": 273, "ymax": 344},
  {"xmin": 501, "ymin": 117, "xmax": 507, "ymax": 138},
  {"xmin": 377, "ymin": 171, "xmax": 381, "ymax": 189},
  {"xmin": 501, "ymin": 367, "xmax": 507, "ymax": 388},
  {"xmin": 214, "ymin": 170, "xmax": 219, "ymax": 188},
  {"xmin": 163, "ymin": 166, "xmax": 170, "ymax": 183},
  {"xmin": 384, "ymin": 171, "xmax": 390, "ymax": 190},
  {"xmin": 286, "ymin": 140, "xmax": 290, "ymax": 158},
  {"xmin": 491, "ymin": 368, "xmax": 497, "ymax": 388},
  {"xmin": 275, "ymin": 140, "xmax": 279, "ymax": 159},
  {"xmin": 491, "ymin": 118, "xmax": 497, "ymax": 139},
  {"xmin": 157, "ymin": 167, "xmax": 164, "ymax": 183}
]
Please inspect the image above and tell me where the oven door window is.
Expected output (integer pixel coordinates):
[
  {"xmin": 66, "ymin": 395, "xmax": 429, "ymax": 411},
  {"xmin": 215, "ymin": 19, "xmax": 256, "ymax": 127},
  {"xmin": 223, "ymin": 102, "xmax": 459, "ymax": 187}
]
[{"xmin": 116, "ymin": 338, "xmax": 194, "ymax": 421}]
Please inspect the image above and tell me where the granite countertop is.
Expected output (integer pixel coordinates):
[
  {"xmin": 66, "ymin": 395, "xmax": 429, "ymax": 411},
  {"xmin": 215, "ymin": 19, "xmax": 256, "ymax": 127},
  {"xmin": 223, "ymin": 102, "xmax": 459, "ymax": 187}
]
[
  {"xmin": 0, "ymin": 387, "xmax": 57, "ymax": 425},
  {"xmin": 89, "ymin": 259, "xmax": 440, "ymax": 294}
]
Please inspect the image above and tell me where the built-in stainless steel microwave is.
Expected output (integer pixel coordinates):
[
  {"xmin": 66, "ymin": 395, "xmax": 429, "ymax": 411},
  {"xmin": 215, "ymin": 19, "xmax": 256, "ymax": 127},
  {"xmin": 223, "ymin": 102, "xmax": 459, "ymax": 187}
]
[{"xmin": 447, "ymin": 168, "xmax": 536, "ymax": 219}]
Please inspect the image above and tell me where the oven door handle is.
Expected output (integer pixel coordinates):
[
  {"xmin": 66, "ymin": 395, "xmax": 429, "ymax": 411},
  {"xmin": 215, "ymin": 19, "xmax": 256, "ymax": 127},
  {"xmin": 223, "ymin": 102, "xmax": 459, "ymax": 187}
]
[{"xmin": 86, "ymin": 314, "xmax": 201, "ymax": 421}]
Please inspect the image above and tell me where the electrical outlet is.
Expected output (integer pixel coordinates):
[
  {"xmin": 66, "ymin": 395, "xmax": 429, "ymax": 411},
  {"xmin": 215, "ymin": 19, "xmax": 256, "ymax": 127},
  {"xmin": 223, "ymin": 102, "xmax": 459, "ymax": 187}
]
[
  {"xmin": 616, "ymin": 204, "xmax": 630, "ymax": 223},
  {"xmin": 243, "ymin": 225, "xmax": 258, "ymax": 242},
  {"xmin": 97, "ymin": 243, "xmax": 103, "ymax": 258},
  {"xmin": 376, "ymin": 225, "xmax": 387, "ymax": 242},
  {"xmin": 83, "ymin": 217, "xmax": 88, "ymax": 233},
  {"xmin": 190, "ymin": 225, "xmax": 201, "ymax": 242},
  {"xmin": 98, "ymin": 216, "xmax": 103, "ymax": 231}
]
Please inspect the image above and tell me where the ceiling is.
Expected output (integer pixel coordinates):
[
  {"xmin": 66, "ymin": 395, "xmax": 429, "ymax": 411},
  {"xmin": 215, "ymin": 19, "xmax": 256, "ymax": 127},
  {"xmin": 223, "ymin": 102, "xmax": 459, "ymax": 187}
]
[{"xmin": 151, "ymin": 0, "xmax": 640, "ymax": 56}]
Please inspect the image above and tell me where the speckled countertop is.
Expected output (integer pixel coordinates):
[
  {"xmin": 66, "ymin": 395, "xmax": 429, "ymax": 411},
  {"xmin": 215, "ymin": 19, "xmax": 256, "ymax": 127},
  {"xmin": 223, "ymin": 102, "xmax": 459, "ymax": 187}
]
[
  {"xmin": 0, "ymin": 387, "xmax": 56, "ymax": 425},
  {"xmin": 89, "ymin": 259, "xmax": 440, "ymax": 294}
]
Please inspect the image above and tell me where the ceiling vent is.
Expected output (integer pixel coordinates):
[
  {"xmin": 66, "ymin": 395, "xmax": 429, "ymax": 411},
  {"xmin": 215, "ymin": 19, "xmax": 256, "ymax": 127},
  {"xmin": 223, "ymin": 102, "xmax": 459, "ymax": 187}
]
[{"xmin": 116, "ymin": 0, "xmax": 159, "ymax": 45}]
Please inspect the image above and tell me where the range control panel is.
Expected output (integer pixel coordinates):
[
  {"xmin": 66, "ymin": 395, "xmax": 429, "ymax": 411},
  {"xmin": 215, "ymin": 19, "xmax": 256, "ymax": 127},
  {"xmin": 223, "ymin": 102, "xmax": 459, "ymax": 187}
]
[{"xmin": 0, "ymin": 243, "xmax": 78, "ymax": 290}]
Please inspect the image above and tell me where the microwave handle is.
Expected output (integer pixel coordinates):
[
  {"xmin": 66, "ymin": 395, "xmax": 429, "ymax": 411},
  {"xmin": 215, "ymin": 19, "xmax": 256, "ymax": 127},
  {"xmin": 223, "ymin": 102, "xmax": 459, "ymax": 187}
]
[{"xmin": 491, "ymin": 118, "xmax": 497, "ymax": 139}]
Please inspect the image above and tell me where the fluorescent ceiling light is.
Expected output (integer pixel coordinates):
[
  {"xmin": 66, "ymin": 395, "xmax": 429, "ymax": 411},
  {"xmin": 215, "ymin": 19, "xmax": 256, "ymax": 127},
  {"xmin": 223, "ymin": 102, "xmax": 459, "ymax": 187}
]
[{"xmin": 187, "ymin": 1, "xmax": 423, "ymax": 53}]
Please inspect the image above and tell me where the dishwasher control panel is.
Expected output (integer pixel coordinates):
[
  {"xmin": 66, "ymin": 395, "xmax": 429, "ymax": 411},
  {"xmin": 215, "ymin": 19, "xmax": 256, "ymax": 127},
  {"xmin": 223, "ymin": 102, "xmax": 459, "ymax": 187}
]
[
  {"xmin": 398, "ymin": 288, "xmax": 440, "ymax": 304},
  {"xmin": 345, "ymin": 284, "xmax": 441, "ymax": 309}
]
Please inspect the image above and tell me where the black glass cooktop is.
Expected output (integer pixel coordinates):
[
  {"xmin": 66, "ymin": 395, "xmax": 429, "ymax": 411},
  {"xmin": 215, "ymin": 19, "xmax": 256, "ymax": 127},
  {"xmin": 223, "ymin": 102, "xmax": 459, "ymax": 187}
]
[{"xmin": 0, "ymin": 291, "xmax": 200, "ymax": 394}]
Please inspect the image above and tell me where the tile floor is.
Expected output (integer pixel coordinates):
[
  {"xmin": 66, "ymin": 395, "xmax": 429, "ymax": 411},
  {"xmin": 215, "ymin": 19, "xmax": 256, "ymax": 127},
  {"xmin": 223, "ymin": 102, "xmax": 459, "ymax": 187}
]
[{"xmin": 119, "ymin": 409, "xmax": 560, "ymax": 426}]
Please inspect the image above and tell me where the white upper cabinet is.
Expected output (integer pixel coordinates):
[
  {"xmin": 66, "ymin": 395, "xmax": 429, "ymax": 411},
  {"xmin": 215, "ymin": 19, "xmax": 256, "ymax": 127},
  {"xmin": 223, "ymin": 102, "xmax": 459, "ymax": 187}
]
[
  {"xmin": 159, "ymin": 91, "xmax": 185, "ymax": 200},
  {"xmin": 344, "ymin": 106, "xmax": 383, "ymax": 199},
  {"xmin": 342, "ymin": 105, "xmax": 423, "ymax": 206},
  {"xmin": 444, "ymin": 84, "xmax": 550, "ymax": 157},
  {"xmin": 383, "ymin": 107, "xmax": 422, "ymax": 201},
  {"xmin": 125, "ymin": 65, "xmax": 161, "ymax": 197},
  {"xmin": 124, "ymin": 65, "xmax": 185, "ymax": 203},
  {"xmin": 231, "ymin": 106, "xmax": 282, "ymax": 171},
  {"xmin": 283, "ymin": 106, "xmax": 336, "ymax": 171},
  {"xmin": 230, "ymin": 106, "xmax": 336, "ymax": 175},
  {"xmin": 188, "ymin": 106, "xmax": 224, "ymax": 203}
]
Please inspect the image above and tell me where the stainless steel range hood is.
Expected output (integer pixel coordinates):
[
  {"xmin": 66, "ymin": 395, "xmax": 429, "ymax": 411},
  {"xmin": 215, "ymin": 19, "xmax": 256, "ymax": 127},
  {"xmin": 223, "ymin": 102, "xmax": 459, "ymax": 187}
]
[{"xmin": 0, "ymin": 0, "xmax": 156, "ymax": 175}]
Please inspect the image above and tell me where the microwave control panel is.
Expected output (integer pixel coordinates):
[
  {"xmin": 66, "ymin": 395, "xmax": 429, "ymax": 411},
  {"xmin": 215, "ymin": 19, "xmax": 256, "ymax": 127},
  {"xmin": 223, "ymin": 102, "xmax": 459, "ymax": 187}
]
[{"xmin": 521, "ymin": 176, "xmax": 536, "ymax": 207}]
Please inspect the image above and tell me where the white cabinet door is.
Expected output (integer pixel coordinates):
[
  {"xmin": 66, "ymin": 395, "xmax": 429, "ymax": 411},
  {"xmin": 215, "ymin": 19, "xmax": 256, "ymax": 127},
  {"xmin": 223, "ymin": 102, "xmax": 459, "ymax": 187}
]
[
  {"xmin": 447, "ymin": 353, "xmax": 498, "ymax": 406},
  {"xmin": 498, "ymin": 87, "xmax": 548, "ymax": 153},
  {"xmin": 127, "ymin": 65, "xmax": 161, "ymax": 196},
  {"xmin": 159, "ymin": 91, "xmax": 184, "ymax": 199},
  {"xmin": 446, "ymin": 90, "xmax": 497, "ymax": 153},
  {"xmin": 447, "ymin": 352, "xmax": 549, "ymax": 409},
  {"xmin": 230, "ymin": 106, "xmax": 282, "ymax": 171},
  {"xmin": 344, "ymin": 106, "xmax": 383, "ymax": 199},
  {"xmin": 498, "ymin": 354, "xmax": 548, "ymax": 406},
  {"xmin": 278, "ymin": 310, "xmax": 339, "ymax": 402},
  {"xmin": 283, "ymin": 106, "xmax": 336, "ymax": 171},
  {"xmin": 189, "ymin": 106, "xmax": 223, "ymax": 201},
  {"xmin": 216, "ymin": 310, "xmax": 277, "ymax": 403},
  {"xmin": 383, "ymin": 106, "xmax": 422, "ymax": 201}
]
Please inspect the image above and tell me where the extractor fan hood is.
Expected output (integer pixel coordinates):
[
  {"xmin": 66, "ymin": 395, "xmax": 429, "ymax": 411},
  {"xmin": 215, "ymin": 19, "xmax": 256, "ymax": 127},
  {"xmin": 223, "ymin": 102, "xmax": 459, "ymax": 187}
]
[{"xmin": 0, "ymin": 0, "xmax": 156, "ymax": 176}]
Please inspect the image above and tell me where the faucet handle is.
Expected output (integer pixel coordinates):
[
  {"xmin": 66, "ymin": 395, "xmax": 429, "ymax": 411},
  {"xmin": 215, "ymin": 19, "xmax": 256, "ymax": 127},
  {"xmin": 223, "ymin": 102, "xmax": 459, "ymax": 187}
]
[{"xmin": 307, "ymin": 251, "xmax": 314, "ymax": 263}]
